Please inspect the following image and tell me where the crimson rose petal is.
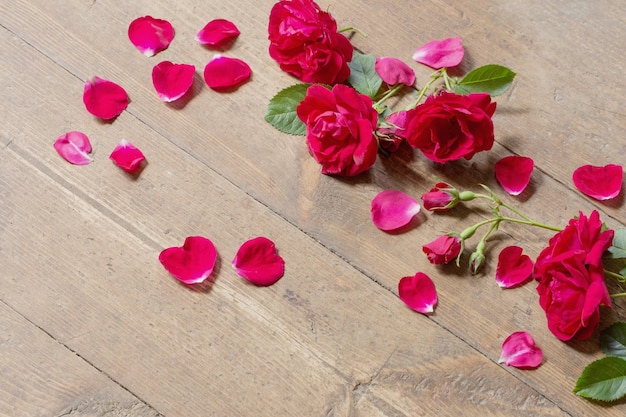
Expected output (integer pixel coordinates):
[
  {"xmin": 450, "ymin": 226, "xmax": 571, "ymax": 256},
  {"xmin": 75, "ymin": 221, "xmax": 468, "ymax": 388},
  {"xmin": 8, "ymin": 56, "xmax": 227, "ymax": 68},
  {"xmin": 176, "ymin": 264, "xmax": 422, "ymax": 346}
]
[
  {"xmin": 109, "ymin": 139, "xmax": 146, "ymax": 173},
  {"xmin": 495, "ymin": 246, "xmax": 533, "ymax": 288},
  {"xmin": 128, "ymin": 16, "xmax": 174, "ymax": 57},
  {"xmin": 152, "ymin": 61, "xmax": 196, "ymax": 102},
  {"xmin": 54, "ymin": 131, "xmax": 92, "ymax": 165},
  {"xmin": 375, "ymin": 57, "xmax": 416, "ymax": 86},
  {"xmin": 196, "ymin": 19, "xmax": 240, "ymax": 47},
  {"xmin": 495, "ymin": 156, "xmax": 534, "ymax": 196},
  {"xmin": 412, "ymin": 37, "xmax": 464, "ymax": 69},
  {"xmin": 498, "ymin": 331, "xmax": 542, "ymax": 369},
  {"xmin": 159, "ymin": 236, "xmax": 217, "ymax": 285},
  {"xmin": 398, "ymin": 272, "xmax": 438, "ymax": 314},
  {"xmin": 232, "ymin": 237, "xmax": 285, "ymax": 286},
  {"xmin": 572, "ymin": 164, "xmax": 623, "ymax": 200},
  {"xmin": 83, "ymin": 76, "xmax": 129, "ymax": 120},
  {"xmin": 203, "ymin": 56, "xmax": 251, "ymax": 90},
  {"xmin": 371, "ymin": 190, "xmax": 421, "ymax": 231}
]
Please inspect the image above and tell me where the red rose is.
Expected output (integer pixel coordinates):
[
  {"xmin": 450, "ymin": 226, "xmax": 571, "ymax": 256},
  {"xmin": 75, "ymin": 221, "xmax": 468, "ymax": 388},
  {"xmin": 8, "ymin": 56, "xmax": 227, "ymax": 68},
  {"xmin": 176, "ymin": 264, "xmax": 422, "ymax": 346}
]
[
  {"xmin": 423, "ymin": 235, "xmax": 462, "ymax": 264},
  {"xmin": 297, "ymin": 84, "xmax": 378, "ymax": 176},
  {"xmin": 268, "ymin": 0, "xmax": 353, "ymax": 84},
  {"xmin": 534, "ymin": 211, "xmax": 614, "ymax": 341},
  {"xmin": 400, "ymin": 92, "xmax": 496, "ymax": 162}
]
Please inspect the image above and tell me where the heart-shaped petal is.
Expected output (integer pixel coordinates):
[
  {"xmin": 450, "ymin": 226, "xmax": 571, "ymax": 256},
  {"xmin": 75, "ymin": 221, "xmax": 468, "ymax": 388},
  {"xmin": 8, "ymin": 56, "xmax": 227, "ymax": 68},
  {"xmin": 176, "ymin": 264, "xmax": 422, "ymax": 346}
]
[
  {"xmin": 572, "ymin": 164, "xmax": 623, "ymax": 200},
  {"xmin": 499, "ymin": 331, "xmax": 542, "ymax": 369},
  {"xmin": 196, "ymin": 19, "xmax": 240, "ymax": 47},
  {"xmin": 83, "ymin": 76, "xmax": 129, "ymax": 120},
  {"xmin": 203, "ymin": 56, "xmax": 251, "ymax": 90},
  {"xmin": 494, "ymin": 155, "xmax": 534, "ymax": 195},
  {"xmin": 152, "ymin": 61, "xmax": 196, "ymax": 102},
  {"xmin": 54, "ymin": 131, "xmax": 92, "ymax": 165},
  {"xmin": 128, "ymin": 16, "xmax": 174, "ymax": 57},
  {"xmin": 371, "ymin": 190, "xmax": 421, "ymax": 231},
  {"xmin": 398, "ymin": 272, "xmax": 437, "ymax": 314},
  {"xmin": 412, "ymin": 37, "xmax": 464, "ymax": 69},
  {"xmin": 232, "ymin": 237, "xmax": 285, "ymax": 286},
  {"xmin": 495, "ymin": 246, "xmax": 533, "ymax": 288},
  {"xmin": 109, "ymin": 139, "xmax": 146, "ymax": 173},
  {"xmin": 159, "ymin": 236, "xmax": 217, "ymax": 285}
]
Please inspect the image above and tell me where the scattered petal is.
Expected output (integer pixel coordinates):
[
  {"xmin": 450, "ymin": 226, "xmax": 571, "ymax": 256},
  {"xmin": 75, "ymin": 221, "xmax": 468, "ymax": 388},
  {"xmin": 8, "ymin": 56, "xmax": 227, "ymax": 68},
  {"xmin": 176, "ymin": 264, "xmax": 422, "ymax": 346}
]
[
  {"xmin": 196, "ymin": 19, "xmax": 240, "ymax": 47},
  {"xmin": 109, "ymin": 139, "xmax": 146, "ymax": 173},
  {"xmin": 83, "ymin": 76, "xmax": 129, "ymax": 120},
  {"xmin": 159, "ymin": 236, "xmax": 217, "ymax": 285},
  {"xmin": 398, "ymin": 272, "xmax": 438, "ymax": 314},
  {"xmin": 496, "ymin": 246, "xmax": 533, "ymax": 288},
  {"xmin": 371, "ymin": 190, "xmax": 421, "ymax": 231},
  {"xmin": 54, "ymin": 131, "xmax": 92, "ymax": 165},
  {"xmin": 232, "ymin": 237, "xmax": 285, "ymax": 286},
  {"xmin": 572, "ymin": 164, "xmax": 623, "ymax": 200},
  {"xmin": 412, "ymin": 36, "xmax": 464, "ymax": 69},
  {"xmin": 495, "ymin": 156, "xmax": 534, "ymax": 195},
  {"xmin": 375, "ymin": 57, "xmax": 416, "ymax": 86},
  {"xmin": 499, "ymin": 331, "xmax": 543, "ymax": 369},
  {"xmin": 203, "ymin": 55, "xmax": 252, "ymax": 90},
  {"xmin": 128, "ymin": 16, "xmax": 174, "ymax": 57},
  {"xmin": 422, "ymin": 235, "xmax": 462, "ymax": 265},
  {"xmin": 152, "ymin": 61, "xmax": 196, "ymax": 102}
]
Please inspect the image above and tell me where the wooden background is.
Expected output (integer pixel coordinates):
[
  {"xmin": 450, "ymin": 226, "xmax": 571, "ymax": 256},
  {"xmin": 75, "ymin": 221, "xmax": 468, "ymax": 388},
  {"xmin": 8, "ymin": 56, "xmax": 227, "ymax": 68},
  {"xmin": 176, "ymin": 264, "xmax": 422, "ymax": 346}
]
[{"xmin": 1, "ymin": 0, "xmax": 624, "ymax": 415}]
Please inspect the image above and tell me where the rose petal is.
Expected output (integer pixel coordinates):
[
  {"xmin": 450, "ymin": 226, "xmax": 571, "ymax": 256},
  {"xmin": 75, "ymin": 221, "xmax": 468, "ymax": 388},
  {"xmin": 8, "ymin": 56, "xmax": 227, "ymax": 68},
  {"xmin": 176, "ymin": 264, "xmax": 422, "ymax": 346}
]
[
  {"xmin": 232, "ymin": 237, "xmax": 285, "ymax": 286},
  {"xmin": 412, "ymin": 36, "xmax": 464, "ymax": 69},
  {"xmin": 495, "ymin": 246, "xmax": 533, "ymax": 288},
  {"xmin": 196, "ymin": 19, "xmax": 240, "ymax": 47},
  {"xmin": 375, "ymin": 57, "xmax": 416, "ymax": 86},
  {"xmin": 159, "ymin": 236, "xmax": 217, "ymax": 285},
  {"xmin": 498, "ymin": 331, "xmax": 542, "ymax": 369},
  {"xmin": 398, "ymin": 272, "xmax": 437, "ymax": 314},
  {"xmin": 494, "ymin": 156, "xmax": 534, "ymax": 195},
  {"xmin": 371, "ymin": 190, "xmax": 421, "ymax": 231},
  {"xmin": 128, "ymin": 16, "xmax": 174, "ymax": 57},
  {"xmin": 109, "ymin": 139, "xmax": 146, "ymax": 173},
  {"xmin": 54, "ymin": 131, "xmax": 92, "ymax": 165},
  {"xmin": 203, "ymin": 55, "xmax": 252, "ymax": 90},
  {"xmin": 152, "ymin": 61, "xmax": 196, "ymax": 102},
  {"xmin": 572, "ymin": 164, "xmax": 623, "ymax": 200},
  {"xmin": 83, "ymin": 76, "xmax": 129, "ymax": 120}
]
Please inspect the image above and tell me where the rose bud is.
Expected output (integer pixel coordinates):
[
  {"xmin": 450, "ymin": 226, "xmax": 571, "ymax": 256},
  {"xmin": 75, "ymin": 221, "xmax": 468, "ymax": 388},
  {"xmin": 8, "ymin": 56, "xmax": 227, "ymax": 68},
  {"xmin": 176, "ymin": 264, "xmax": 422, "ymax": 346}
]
[
  {"xmin": 421, "ymin": 182, "xmax": 460, "ymax": 212},
  {"xmin": 422, "ymin": 235, "xmax": 462, "ymax": 265}
]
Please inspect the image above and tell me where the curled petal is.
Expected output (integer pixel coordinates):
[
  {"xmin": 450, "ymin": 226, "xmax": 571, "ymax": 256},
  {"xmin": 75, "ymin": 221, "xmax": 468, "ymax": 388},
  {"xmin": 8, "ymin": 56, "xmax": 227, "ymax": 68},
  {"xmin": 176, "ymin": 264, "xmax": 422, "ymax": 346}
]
[
  {"xmin": 495, "ymin": 156, "xmax": 534, "ymax": 196},
  {"xmin": 423, "ymin": 235, "xmax": 461, "ymax": 265},
  {"xmin": 152, "ymin": 61, "xmax": 196, "ymax": 102},
  {"xmin": 232, "ymin": 237, "xmax": 285, "ymax": 286},
  {"xmin": 572, "ymin": 164, "xmax": 623, "ymax": 200},
  {"xmin": 196, "ymin": 19, "xmax": 240, "ymax": 47},
  {"xmin": 203, "ymin": 56, "xmax": 251, "ymax": 90},
  {"xmin": 495, "ymin": 246, "xmax": 533, "ymax": 288},
  {"xmin": 109, "ymin": 139, "xmax": 146, "ymax": 173},
  {"xmin": 83, "ymin": 76, "xmax": 129, "ymax": 120},
  {"xmin": 398, "ymin": 272, "xmax": 437, "ymax": 314},
  {"xmin": 371, "ymin": 190, "xmax": 421, "ymax": 231},
  {"xmin": 54, "ymin": 131, "xmax": 92, "ymax": 165},
  {"xmin": 159, "ymin": 236, "xmax": 217, "ymax": 285},
  {"xmin": 412, "ymin": 36, "xmax": 464, "ymax": 69},
  {"xmin": 128, "ymin": 16, "xmax": 174, "ymax": 57},
  {"xmin": 375, "ymin": 57, "xmax": 416, "ymax": 86},
  {"xmin": 499, "ymin": 331, "xmax": 542, "ymax": 369}
]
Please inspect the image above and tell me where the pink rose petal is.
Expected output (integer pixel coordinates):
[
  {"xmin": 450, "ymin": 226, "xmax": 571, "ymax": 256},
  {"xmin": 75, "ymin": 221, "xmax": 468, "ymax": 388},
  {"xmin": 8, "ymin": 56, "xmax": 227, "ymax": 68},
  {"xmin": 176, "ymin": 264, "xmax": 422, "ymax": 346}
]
[
  {"xmin": 152, "ymin": 61, "xmax": 196, "ymax": 102},
  {"xmin": 495, "ymin": 246, "xmax": 533, "ymax": 288},
  {"xmin": 83, "ymin": 76, "xmax": 129, "ymax": 120},
  {"xmin": 398, "ymin": 272, "xmax": 437, "ymax": 314},
  {"xmin": 196, "ymin": 19, "xmax": 240, "ymax": 47},
  {"xmin": 495, "ymin": 156, "xmax": 534, "ymax": 195},
  {"xmin": 572, "ymin": 164, "xmax": 623, "ymax": 200},
  {"xmin": 232, "ymin": 237, "xmax": 285, "ymax": 286},
  {"xmin": 203, "ymin": 55, "xmax": 252, "ymax": 90},
  {"xmin": 375, "ymin": 57, "xmax": 416, "ymax": 86},
  {"xmin": 499, "ymin": 331, "xmax": 542, "ymax": 369},
  {"xmin": 412, "ymin": 36, "xmax": 464, "ymax": 69},
  {"xmin": 109, "ymin": 139, "xmax": 146, "ymax": 173},
  {"xmin": 159, "ymin": 236, "xmax": 217, "ymax": 285},
  {"xmin": 128, "ymin": 16, "xmax": 174, "ymax": 57},
  {"xmin": 371, "ymin": 190, "xmax": 421, "ymax": 231},
  {"xmin": 54, "ymin": 131, "xmax": 92, "ymax": 165}
]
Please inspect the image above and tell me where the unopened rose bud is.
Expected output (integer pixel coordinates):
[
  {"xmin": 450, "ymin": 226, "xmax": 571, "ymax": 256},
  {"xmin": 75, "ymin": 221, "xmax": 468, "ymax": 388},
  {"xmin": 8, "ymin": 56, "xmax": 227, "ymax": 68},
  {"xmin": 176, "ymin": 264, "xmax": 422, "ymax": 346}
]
[
  {"xmin": 422, "ymin": 235, "xmax": 462, "ymax": 265},
  {"xmin": 469, "ymin": 240, "xmax": 487, "ymax": 274},
  {"xmin": 421, "ymin": 182, "xmax": 460, "ymax": 212}
]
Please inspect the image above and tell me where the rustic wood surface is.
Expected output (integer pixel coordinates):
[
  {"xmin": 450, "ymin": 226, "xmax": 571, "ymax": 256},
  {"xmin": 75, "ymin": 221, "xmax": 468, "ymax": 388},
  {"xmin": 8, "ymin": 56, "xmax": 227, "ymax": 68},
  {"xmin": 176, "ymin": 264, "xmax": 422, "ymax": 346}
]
[{"xmin": 0, "ymin": 0, "xmax": 624, "ymax": 416}]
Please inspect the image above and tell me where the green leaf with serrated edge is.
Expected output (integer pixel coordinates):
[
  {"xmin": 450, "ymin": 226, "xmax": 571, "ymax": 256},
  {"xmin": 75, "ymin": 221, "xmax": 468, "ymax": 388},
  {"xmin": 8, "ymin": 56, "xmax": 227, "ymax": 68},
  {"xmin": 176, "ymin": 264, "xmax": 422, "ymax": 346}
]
[
  {"xmin": 454, "ymin": 64, "xmax": 516, "ymax": 96},
  {"xmin": 347, "ymin": 52, "xmax": 383, "ymax": 98},
  {"xmin": 608, "ymin": 229, "xmax": 626, "ymax": 259},
  {"xmin": 602, "ymin": 322, "xmax": 626, "ymax": 359},
  {"xmin": 265, "ymin": 83, "xmax": 310, "ymax": 136},
  {"xmin": 574, "ymin": 357, "xmax": 626, "ymax": 402}
]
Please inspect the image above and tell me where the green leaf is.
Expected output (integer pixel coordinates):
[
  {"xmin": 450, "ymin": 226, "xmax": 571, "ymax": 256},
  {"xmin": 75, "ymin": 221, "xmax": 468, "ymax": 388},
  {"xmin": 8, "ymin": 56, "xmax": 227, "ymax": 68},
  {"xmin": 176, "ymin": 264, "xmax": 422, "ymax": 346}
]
[
  {"xmin": 454, "ymin": 64, "xmax": 516, "ymax": 96},
  {"xmin": 602, "ymin": 322, "xmax": 626, "ymax": 359},
  {"xmin": 574, "ymin": 357, "xmax": 626, "ymax": 402},
  {"xmin": 608, "ymin": 229, "xmax": 626, "ymax": 259},
  {"xmin": 265, "ymin": 83, "xmax": 310, "ymax": 135},
  {"xmin": 347, "ymin": 52, "xmax": 383, "ymax": 98}
]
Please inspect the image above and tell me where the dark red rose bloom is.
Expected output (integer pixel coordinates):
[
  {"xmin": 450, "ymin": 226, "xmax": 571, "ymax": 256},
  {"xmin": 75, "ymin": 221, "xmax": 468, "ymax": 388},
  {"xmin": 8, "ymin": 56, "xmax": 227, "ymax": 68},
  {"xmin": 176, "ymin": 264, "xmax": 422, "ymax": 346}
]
[
  {"xmin": 534, "ymin": 211, "xmax": 614, "ymax": 341},
  {"xmin": 400, "ymin": 92, "xmax": 496, "ymax": 162},
  {"xmin": 421, "ymin": 182, "xmax": 458, "ymax": 212},
  {"xmin": 268, "ymin": 0, "xmax": 353, "ymax": 84},
  {"xmin": 423, "ymin": 235, "xmax": 462, "ymax": 264},
  {"xmin": 297, "ymin": 84, "xmax": 378, "ymax": 176}
]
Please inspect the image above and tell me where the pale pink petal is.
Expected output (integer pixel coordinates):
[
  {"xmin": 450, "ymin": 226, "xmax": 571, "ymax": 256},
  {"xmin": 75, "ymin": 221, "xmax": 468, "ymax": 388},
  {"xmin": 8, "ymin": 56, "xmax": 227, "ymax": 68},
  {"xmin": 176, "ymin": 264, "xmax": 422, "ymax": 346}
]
[
  {"xmin": 499, "ymin": 331, "xmax": 542, "ymax": 369},
  {"xmin": 494, "ymin": 156, "xmax": 534, "ymax": 196},
  {"xmin": 83, "ymin": 76, "xmax": 129, "ymax": 120},
  {"xmin": 412, "ymin": 37, "xmax": 464, "ymax": 69},
  {"xmin": 109, "ymin": 139, "xmax": 146, "ymax": 173},
  {"xmin": 128, "ymin": 16, "xmax": 174, "ymax": 57},
  {"xmin": 152, "ymin": 61, "xmax": 196, "ymax": 102},
  {"xmin": 232, "ymin": 237, "xmax": 285, "ymax": 286},
  {"xmin": 572, "ymin": 164, "xmax": 623, "ymax": 200},
  {"xmin": 375, "ymin": 57, "xmax": 415, "ymax": 86},
  {"xmin": 371, "ymin": 190, "xmax": 421, "ymax": 231},
  {"xmin": 196, "ymin": 19, "xmax": 240, "ymax": 47},
  {"xmin": 398, "ymin": 272, "xmax": 437, "ymax": 314},
  {"xmin": 495, "ymin": 246, "xmax": 533, "ymax": 288},
  {"xmin": 159, "ymin": 236, "xmax": 217, "ymax": 285},
  {"xmin": 54, "ymin": 131, "xmax": 92, "ymax": 165},
  {"xmin": 203, "ymin": 55, "xmax": 251, "ymax": 90}
]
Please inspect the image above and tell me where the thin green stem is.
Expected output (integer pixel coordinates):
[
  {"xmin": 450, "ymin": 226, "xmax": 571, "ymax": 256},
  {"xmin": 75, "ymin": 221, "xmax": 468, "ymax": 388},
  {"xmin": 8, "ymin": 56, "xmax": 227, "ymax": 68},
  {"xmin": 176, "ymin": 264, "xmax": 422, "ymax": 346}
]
[
  {"xmin": 605, "ymin": 269, "xmax": 626, "ymax": 282},
  {"xmin": 337, "ymin": 26, "xmax": 366, "ymax": 37},
  {"xmin": 499, "ymin": 216, "xmax": 563, "ymax": 232},
  {"xmin": 441, "ymin": 68, "xmax": 453, "ymax": 91},
  {"xmin": 610, "ymin": 292, "xmax": 626, "ymax": 299},
  {"xmin": 499, "ymin": 201, "xmax": 534, "ymax": 223},
  {"xmin": 408, "ymin": 69, "xmax": 443, "ymax": 109},
  {"xmin": 374, "ymin": 84, "xmax": 404, "ymax": 109}
]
